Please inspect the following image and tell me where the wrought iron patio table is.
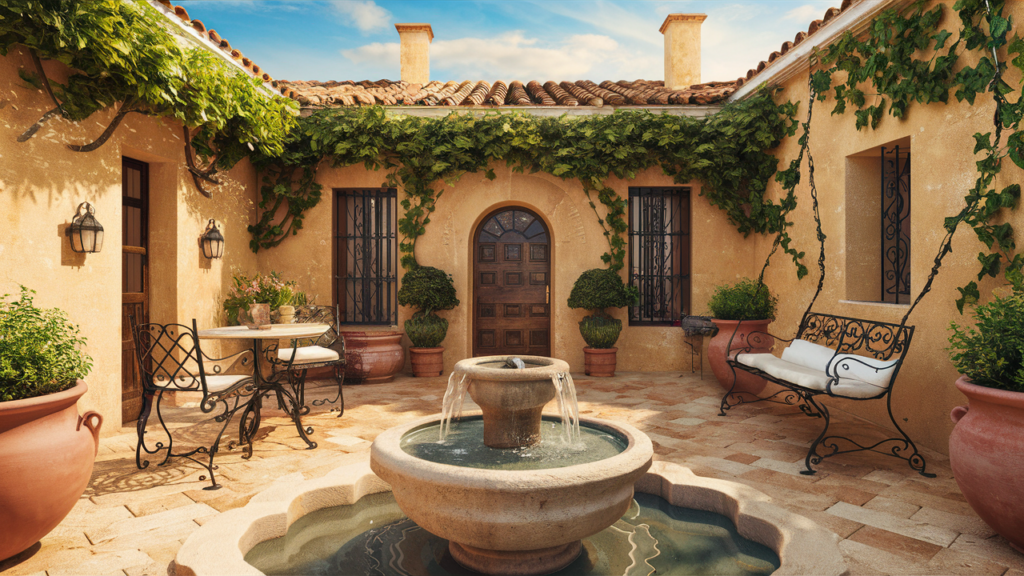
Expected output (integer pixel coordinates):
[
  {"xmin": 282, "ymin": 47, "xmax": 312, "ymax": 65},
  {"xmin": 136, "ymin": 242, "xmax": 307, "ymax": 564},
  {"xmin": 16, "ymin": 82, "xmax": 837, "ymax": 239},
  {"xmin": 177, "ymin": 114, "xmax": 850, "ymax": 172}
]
[{"xmin": 198, "ymin": 323, "xmax": 330, "ymax": 454}]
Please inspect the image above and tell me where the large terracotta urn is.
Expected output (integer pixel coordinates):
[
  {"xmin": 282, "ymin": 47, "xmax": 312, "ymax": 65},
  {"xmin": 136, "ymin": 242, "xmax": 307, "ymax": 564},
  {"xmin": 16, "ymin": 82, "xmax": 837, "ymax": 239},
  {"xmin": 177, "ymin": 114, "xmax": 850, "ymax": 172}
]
[
  {"xmin": 708, "ymin": 319, "xmax": 770, "ymax": 397},
  {"xmin": 949, "ymin": 376, "xmax": 1024, "ymax": 552},
  {"xmin": 342, "ymin": 331, "xmax": 405, "ymax": 383},
  {"xmin": 0, "ymin": 381, "xmax": 102, "ymax": 561}
]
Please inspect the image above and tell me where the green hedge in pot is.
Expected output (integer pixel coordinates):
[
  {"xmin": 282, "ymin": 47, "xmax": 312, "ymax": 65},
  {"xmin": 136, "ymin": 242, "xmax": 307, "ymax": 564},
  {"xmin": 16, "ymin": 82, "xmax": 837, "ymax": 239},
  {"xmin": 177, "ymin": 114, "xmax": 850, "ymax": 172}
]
[
  {"xmin": 707, "ymin": 278, "xmax": 778, "ymax": 321},
  {"xmin": 568, "ymin": 269, "xmax": 639, "ymax": 349},
  {"xmin": 949, "ymin": 287, "xmax": 1024, "ymax": 392},
  {"xmin": 0, "ymin": 287, "xmax": 93, "ymax": 402},
  {"xmin": 398, "ymin": 266, "xmax": 459, "ymax": 348}
]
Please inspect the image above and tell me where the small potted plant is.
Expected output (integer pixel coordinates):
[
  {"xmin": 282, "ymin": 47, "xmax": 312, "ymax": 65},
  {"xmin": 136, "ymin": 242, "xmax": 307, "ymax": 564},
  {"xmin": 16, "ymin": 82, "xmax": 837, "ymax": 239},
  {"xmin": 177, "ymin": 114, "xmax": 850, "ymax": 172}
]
[
  {"xmin": 706, "ymin": 278, "xmax": 778, "ymax": 395},
  {"xmin": 223, "ymin": 271, "xmax": 297, "ymax": 328},
  {"xmin": 398, "ymin": 266, "xmax": 460, "ymax": 377},
  {"xmin": 947, "ymin": 283, "xmax": 1024, "ymax": 552},
  {"xmin": 567, "ymin": 268, "xmax": 639, "ymax": 377},
  {"xmin": 0, "ymin": 287, "xmax": 102, "ymax": 561}
]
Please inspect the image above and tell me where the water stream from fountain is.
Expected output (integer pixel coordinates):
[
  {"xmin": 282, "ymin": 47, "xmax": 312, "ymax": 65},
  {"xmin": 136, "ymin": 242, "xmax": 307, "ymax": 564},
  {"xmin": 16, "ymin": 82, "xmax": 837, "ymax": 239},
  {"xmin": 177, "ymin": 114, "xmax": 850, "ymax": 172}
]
[{"xmin": 438, "ymin": 358, "xmax": 580, "ymax": 445}]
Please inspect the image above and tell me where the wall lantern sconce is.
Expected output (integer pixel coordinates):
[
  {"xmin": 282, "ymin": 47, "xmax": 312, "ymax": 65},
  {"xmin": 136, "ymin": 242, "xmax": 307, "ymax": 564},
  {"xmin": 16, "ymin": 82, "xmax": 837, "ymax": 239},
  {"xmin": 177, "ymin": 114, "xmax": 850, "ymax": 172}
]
[
  {"xmin": 201, "ymin": 219, "xmax": 225, "ymax": 259},
  {"xmin": 67, "ymin": 202, "xmax": 104, "ymax": 253}
]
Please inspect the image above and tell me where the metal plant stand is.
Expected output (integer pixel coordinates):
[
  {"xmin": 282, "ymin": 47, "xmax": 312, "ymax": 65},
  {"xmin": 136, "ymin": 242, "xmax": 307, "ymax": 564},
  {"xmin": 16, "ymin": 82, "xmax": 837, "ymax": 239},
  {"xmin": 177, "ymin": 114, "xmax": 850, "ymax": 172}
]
[{"xmin": 680, "ymin": 315, "xmax": 718, "ymax": 379}]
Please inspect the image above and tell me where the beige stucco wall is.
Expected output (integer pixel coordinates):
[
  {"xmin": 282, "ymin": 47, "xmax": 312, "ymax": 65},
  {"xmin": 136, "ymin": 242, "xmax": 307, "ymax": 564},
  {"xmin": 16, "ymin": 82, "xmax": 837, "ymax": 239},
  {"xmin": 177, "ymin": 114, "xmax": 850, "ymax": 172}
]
[
  {"xmin": 0, "ymin": 46, "xmax": 259, "ymax": 435},
  {"xmin": 260, "ymin": 159, "xmax": 758, "ymax": 375},
  {"xmin": 753, "ymin": 0, "xmax": 1024, "ymax": 452}
]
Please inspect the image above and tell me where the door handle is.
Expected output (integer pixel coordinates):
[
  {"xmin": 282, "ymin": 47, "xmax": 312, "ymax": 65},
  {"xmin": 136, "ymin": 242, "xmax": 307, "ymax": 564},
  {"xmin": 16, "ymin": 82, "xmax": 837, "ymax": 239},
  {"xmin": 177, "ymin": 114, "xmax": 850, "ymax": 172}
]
[{"xmin": 546, "ymin": 285, "xmax": 550, "ymax": 304}]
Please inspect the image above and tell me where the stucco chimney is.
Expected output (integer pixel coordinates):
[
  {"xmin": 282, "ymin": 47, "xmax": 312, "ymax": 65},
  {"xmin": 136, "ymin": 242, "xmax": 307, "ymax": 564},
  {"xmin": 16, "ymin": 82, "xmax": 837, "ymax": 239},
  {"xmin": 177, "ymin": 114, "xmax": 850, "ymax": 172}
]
[
  {"xmin": 660, "ymin": 14, "xmax": 706, "ymax": 90},
  {"xmin": 395, "ymin": 23, "xmax": 433, "ymax": 85}
]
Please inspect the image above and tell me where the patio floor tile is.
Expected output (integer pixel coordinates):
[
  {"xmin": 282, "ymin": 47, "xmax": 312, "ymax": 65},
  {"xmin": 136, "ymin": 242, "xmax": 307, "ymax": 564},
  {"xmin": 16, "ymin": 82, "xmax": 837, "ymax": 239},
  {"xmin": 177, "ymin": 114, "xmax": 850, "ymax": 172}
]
[{"xmin": 1, "ymin": 372, "xmax": 1021, "ymax": 576}]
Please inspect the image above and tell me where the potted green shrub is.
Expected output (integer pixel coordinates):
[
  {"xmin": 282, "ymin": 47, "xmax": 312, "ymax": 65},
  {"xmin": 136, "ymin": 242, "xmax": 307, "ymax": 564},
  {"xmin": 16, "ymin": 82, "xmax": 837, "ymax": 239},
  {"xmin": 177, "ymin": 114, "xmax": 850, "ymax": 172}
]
[
  {"xmin": 706, "ymin": 278, "xmax": 778, "ymax": 395},
  {"xmin": 398, "ymin": 266, "xmax": 460, "ymax": 377},
  {"xmin": 947, "ymin": 285, "xmax": 1024, "ymax": 552},
  {"xmin": 0, "ymin": 287, "xmax": 102, "ymax": 561},
  {"xmin": 567, "ymin": 269, "xmax": 639, "ymax": 377}
]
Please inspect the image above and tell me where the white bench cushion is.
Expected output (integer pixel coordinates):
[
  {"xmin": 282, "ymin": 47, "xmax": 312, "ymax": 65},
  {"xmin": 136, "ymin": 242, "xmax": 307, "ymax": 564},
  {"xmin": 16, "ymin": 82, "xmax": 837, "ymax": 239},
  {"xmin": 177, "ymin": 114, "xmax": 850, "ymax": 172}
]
[
  {"xmin": 736, "ymin": 353, "xmax": 888, "ymax": 399},
  {"xmin": 278, "ymin": 345, "xmax": 340, "ymax": 364},
  {"xmin": 782, "ymin": 339, "xmax": 898, "ymax": 389},
  {"xmin": 172, "ymin": 374, "xmax": 251, "ymax": 393}
]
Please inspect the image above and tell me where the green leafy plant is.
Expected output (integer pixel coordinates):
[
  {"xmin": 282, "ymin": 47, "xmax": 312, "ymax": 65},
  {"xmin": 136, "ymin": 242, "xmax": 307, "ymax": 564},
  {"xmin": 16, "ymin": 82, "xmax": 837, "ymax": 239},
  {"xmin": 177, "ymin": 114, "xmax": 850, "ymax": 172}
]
[
  {"xmin": 398, "ymin": 266, "xmax": 459, "ymax": 347},
  {"xmin": 223, "ymin": 271, "xmax": 297, "ymax": 325},
  {"xmin": 567, "ymin": 268, "xmax": 639, "ymax": 348},
  {"xmin": 707, "ymin": 278, "xmax": 778, "ymax": 321},
  {"xmin": 579, "ymin": 316, "xmax": 622, "ymax": 349},
  {"xmin": 0, "ymin": 287, "xmax": 93, "ymax": 402},
  {"xmin": 949, "ymin": 286, "xmax": 1024, "ymax": 392}
]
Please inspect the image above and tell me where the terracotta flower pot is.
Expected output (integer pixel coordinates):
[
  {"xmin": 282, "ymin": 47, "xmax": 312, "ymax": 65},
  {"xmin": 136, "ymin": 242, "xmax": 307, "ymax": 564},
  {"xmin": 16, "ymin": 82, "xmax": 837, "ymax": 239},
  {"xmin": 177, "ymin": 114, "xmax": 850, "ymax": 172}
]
[
  {"xmin": 0, "ymin": 380, "xmax": 102, "ymax": 561},
  {"xmin": 342, "ymin": 331, "xmax": 405, "ymax": 383},
  {"xmin": 708, "ymin": 319, "xmax": 770, "ymax": 397},
  {"xmin": 584, "ymin": 347, "xmax": 617, "ymax": 377},
  {"xmin": 409, "ymin": 347, "xmax": 444, "ymax": 377},
  {"xmin": 949, "ymin": 376, "xmax": 1024, "ymax": 552}
]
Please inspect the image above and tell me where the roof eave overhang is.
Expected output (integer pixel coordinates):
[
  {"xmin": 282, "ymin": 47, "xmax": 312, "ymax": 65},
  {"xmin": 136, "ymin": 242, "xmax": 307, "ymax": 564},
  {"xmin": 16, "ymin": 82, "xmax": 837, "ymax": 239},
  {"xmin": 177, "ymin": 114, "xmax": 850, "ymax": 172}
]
[
  {"xmin": 145, "ymin": 0, "xmax": 278, "ymax": 99},
  {"xmin": 728, "ymin": 0, "xmax": 915, "ymax": 102},
  {"xmin": 297, "ymin": 105, "xmax": 724, "ymax": 118}
]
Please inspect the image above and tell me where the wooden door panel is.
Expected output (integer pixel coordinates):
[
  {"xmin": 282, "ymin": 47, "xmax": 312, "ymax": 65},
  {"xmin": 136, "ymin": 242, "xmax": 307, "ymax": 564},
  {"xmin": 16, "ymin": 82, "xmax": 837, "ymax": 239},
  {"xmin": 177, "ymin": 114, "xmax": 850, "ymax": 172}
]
[
  {"xmin": 473, "ymin": 208, "xmax": 550, "ymax": 357},
  {"xmin": 121, "ymin": 158, "xmax": 148, "ymax": 423}
]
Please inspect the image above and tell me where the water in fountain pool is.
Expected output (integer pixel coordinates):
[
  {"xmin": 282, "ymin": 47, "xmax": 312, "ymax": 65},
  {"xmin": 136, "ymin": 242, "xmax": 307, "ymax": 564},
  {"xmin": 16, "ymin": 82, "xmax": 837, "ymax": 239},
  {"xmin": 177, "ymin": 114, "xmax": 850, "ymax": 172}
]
[
  {"xmin": 403, "ymin": 416, "xmax": 622, "ymax": 470},
  {"xmin": 244, "ymin": 491, "xmax": 780, "ymax": 576}
]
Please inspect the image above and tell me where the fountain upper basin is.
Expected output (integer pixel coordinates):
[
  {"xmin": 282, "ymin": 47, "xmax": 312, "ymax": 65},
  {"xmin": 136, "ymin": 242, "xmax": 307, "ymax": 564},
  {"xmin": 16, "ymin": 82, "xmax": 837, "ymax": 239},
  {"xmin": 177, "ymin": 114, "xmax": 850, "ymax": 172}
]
[{"xmin": 369, "ymin": 412, "xmax": 653, "ymax": 555}]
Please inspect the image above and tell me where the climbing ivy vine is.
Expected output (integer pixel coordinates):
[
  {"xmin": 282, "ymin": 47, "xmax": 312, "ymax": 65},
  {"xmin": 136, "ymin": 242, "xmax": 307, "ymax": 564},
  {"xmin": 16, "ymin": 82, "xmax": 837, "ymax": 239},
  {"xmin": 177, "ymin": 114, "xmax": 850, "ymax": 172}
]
[
  {"xmin": 250, "ymin": 90, "xmax": 801, "ymax": 272},
  {"xmin": 808, "ymin": 0, "xmax": 1023, "ymax": 313},
  {"xmin": 0, "ymin": 0, "xmax": 297, "ymax": 197}
]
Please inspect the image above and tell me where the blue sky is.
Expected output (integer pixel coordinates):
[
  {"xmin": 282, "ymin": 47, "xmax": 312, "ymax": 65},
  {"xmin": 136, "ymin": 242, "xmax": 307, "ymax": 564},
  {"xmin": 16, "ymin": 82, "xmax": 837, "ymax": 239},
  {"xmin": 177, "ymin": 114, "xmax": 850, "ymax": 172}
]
[{"xmin": 178, "ymin": 1, "xmax": 838, "ymax": 83}]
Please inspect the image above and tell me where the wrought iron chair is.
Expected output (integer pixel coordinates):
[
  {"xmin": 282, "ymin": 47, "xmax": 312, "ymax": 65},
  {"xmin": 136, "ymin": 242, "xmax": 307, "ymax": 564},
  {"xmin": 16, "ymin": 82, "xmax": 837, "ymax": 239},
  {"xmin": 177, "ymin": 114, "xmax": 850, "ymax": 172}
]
[
  {"xmin": 128, "ymin": 316, "xmax": 257, "ymax": 490},
  {"xmin": 270, "ymin": 304, "xmax": 346, "ymax": 417}
]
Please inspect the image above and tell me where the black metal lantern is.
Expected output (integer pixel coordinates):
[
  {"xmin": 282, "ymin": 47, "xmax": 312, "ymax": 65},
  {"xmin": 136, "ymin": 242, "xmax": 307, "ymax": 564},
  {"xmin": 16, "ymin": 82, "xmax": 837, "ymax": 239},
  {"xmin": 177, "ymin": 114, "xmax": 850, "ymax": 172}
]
[
  {"xmin": 201, "ymin": 219, "xmax": 224, "ymax": 259},
  {"xmin": 67, "ymin": 202, "xmax": 104, "ymax": 253}
]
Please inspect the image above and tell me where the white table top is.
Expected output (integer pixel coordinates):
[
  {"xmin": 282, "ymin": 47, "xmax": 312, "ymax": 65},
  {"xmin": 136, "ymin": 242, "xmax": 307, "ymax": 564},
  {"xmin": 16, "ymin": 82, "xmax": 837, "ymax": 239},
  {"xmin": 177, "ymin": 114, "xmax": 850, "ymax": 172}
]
[{"xmin": 197, "ymin": 323, "xmax": 330, "ymax": 340}]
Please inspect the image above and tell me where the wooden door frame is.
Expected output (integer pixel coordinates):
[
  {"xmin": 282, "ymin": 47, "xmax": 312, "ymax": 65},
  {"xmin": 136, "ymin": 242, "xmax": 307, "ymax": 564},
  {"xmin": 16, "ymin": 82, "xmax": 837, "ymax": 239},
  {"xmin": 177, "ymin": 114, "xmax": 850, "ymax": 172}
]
[
  {"xmin": 471, "ymin": 205, "xmax": 553, "ymax": 358},
  {"xmin": 121, "ymin": 157, "xmax": 149, "ymax": 423}
]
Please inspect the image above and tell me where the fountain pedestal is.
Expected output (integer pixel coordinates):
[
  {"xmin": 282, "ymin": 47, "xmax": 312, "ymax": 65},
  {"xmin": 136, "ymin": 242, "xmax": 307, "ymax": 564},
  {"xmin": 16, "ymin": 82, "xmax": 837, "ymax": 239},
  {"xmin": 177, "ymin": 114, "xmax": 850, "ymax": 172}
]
[
  {"xmin": 468, "ymin": 376, "xmax": 557, "ymax": 448},
  {"xmin": 450, "ymin": 541, "xmax": 583, "ymax": 576}
]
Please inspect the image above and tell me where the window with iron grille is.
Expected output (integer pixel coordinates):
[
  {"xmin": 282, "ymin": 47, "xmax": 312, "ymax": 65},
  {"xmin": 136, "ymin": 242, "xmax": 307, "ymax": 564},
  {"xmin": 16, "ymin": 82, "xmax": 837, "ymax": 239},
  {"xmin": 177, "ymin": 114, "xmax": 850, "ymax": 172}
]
[
  {"xmin": 628, "ymin": 187, "xmax": 691, "ymax": 325},
  {"xmin": 881, "ymin": 146, "xmax": 911, "ymax": 304},
  {"xmin": 334, "ymin": 188, "xmax": 398, "ymax": 325}
]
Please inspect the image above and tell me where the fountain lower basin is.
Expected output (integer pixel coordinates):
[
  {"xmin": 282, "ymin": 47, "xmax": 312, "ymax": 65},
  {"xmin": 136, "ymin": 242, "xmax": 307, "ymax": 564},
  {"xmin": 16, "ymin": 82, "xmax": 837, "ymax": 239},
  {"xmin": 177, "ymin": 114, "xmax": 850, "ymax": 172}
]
[{"xmin": 370, "ymin": 413, "xmax": 653, "ymax": 575}]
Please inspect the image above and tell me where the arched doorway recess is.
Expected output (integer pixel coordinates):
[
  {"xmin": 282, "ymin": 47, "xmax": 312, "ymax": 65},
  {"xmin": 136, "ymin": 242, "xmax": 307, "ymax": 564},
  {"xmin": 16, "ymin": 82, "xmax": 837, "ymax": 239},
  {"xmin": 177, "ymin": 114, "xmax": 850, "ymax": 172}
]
[{"xmin": 472, "ymin": 207, "xmax": 551, "ymax": 357}]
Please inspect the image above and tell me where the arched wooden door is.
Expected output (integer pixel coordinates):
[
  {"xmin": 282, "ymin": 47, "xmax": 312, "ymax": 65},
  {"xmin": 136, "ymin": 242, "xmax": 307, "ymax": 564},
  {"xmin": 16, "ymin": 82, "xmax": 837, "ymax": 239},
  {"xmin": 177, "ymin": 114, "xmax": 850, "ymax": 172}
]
[{"xmin": 473, "ymin": 208, "xmax": 551, "ymax": 357}]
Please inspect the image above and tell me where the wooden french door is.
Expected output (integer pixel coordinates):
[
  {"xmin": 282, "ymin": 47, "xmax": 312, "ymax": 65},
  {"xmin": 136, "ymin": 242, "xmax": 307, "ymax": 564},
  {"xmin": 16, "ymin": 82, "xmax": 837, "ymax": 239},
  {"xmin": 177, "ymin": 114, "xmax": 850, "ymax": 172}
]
[
  {"xmin": 473, "ymin": 208, "xmax": 551, "ymax": 357},
  {"xmin": 121, "ymin": 158, "xmax": 149, "ymax": 423}
]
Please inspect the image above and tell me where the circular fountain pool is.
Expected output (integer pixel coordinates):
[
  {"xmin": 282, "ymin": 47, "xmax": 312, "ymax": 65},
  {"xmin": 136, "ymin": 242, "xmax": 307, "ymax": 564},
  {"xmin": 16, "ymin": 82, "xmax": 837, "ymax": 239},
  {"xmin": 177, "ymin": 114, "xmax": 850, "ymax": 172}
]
[{"xmin": 244, "ymin": 490, "xmax": 781, "ymax": 576}]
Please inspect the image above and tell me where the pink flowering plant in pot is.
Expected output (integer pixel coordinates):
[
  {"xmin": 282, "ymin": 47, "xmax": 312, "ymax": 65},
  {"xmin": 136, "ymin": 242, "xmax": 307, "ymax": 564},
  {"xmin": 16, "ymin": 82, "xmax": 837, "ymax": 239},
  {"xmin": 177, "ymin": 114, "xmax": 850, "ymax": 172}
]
[
  {"xmin": 946, "ymin": 279, "xmax": 1024, "ymax": 552},
  {"xmin": 223, "ymin": 271, "xmax": 298, "ymax": 325}
]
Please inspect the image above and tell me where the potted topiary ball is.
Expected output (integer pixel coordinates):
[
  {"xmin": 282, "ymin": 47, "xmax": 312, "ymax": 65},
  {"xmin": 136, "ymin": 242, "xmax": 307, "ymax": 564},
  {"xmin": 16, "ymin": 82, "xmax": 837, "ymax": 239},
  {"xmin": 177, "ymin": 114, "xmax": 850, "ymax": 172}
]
[
  {"xmin": 0, "ymin": 287, "xmax": 102, "ymax": 561},
  {"xmin": 398, "ymin": 266, "xmax": 460, "ymax": 377},
  {"xmin": 567, "ymin": 269, "xmax": 639, "ymax": 377},
  {"xmin": 706, "ymin": 278, "xmax": 778, "ymax": 396},
  {"xmin": 947, "ymin": 285, "xmax": 1024, "ymax": 552}
]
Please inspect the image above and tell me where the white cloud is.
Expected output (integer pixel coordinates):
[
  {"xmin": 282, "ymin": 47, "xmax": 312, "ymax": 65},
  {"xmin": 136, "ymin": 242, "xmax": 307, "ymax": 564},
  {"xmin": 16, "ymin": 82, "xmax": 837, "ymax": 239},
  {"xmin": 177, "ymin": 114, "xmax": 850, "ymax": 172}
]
[
  {"xmin": 784, "ymin": 4, "xmax": 828, "ymax": 22},
  {"xmin": 341, "ymin": 32, "xmax": 661, "ymax": 81},
  {"xmin": 331, "ymin": 0, "xmax": 391, "ymax": 33}
]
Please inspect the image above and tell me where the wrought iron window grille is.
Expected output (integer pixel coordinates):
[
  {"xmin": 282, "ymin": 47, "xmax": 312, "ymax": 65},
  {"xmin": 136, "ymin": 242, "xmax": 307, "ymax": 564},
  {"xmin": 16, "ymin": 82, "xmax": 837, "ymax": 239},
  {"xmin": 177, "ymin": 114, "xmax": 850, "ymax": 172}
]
[
  {"xmin": 334, "ymin": 188, "xmax": 398, "ymax": 325},
  {"xmin": 628, "ymin": 187, "xmax": 691, "ymax": 326},
  {"xmin": 881, "ymin": 146, "xmax": 911, "ymax": 304}
]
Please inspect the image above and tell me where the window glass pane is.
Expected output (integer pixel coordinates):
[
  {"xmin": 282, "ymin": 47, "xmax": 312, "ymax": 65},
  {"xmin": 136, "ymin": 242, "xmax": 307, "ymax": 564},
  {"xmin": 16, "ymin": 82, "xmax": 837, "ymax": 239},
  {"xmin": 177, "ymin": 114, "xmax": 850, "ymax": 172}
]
[
  {"xmin": 628, "ymin": 188, "xmax": 690, "ymax": 325},
  {"xmin": 337, "ymin": 189, "xmax": 398, "ymax": 324}
]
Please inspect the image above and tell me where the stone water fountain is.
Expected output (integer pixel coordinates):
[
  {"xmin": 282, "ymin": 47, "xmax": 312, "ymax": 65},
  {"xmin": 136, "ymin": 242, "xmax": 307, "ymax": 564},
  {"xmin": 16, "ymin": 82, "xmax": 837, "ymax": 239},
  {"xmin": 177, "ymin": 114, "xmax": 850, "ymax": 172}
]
[{"xmin": 370, "ymin": 355, "xmax": 653, "ymax": 575}]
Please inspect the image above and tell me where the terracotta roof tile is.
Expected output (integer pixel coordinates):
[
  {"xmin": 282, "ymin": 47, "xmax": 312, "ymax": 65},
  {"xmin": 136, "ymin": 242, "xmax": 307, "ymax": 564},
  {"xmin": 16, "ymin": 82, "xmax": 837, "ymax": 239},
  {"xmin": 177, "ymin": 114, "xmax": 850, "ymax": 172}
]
[{"xmin": 277, "ymin": 78, "xmax": 738, "ymax": 109}]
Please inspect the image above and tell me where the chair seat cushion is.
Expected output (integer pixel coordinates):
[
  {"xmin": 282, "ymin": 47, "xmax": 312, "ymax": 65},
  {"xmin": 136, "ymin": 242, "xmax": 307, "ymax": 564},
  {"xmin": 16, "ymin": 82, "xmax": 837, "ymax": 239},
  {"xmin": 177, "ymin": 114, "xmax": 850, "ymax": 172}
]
[
  {"xmin": 278, "ymin": 345, "xmax": 340, "ymax": 364},
  {"xmin": 172, "ymin": 374, "xmax": 252, "ymax": 394},
  {"xmin": 735, "ymin": 353, "xmax": 887, "ymax": 399}
]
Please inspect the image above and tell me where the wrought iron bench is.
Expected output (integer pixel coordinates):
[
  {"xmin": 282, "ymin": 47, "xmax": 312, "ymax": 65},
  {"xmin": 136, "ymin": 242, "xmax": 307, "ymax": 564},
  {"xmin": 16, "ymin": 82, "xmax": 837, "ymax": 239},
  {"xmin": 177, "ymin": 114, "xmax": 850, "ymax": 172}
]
[{"xmin": 719, "ymin": 312, "xmax": 934, "ymax": 477}]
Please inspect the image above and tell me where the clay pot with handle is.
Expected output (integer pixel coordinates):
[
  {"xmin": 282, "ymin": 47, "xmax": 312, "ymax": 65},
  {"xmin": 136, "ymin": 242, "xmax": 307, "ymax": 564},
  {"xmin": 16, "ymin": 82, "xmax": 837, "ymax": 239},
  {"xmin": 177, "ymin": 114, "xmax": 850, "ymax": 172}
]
[
  {"xmin": 949, "ymin": 376, "xmax": 1024, "ymax": 553},
  {"xmin": 0, "ymin": 380, "xmax": 102, "ymax": 561}
]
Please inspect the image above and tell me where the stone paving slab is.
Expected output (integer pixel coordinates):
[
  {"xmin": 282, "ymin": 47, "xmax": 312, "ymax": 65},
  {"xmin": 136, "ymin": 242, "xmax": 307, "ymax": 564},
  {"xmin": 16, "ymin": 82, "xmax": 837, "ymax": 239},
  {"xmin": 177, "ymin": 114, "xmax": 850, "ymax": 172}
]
[{"xmin": 0, "ymin": 372, "xmax": 1022, "ymax": 576}]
